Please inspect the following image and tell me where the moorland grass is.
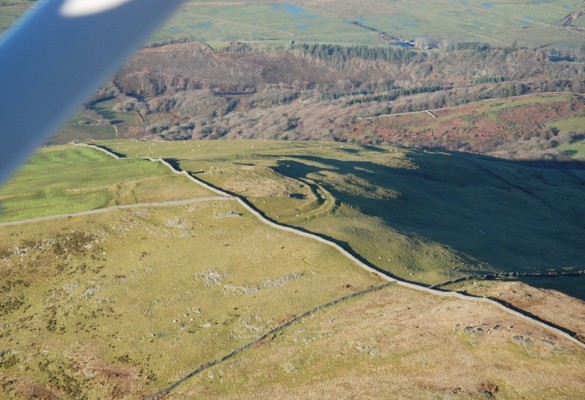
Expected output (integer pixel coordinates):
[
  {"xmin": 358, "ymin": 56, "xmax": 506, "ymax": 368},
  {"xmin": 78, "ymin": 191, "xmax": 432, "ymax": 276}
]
[
  {"xmin": 0, "ymin": 201, "xmax": 383, "ymax": 396},
  {"xmin": 170, "ymin": 284, "xmax": 585, "ymax": 399},
  {"xmin": 0, "ymin": 145, "xmax": 212, "ymax": 222},
  {"xmin": 105, "ymin": 139, "xmax": 585, "ymax": 289},
  {"xmin": 1, "ymin": 140, "xmax": 584, "ymax": 398}
]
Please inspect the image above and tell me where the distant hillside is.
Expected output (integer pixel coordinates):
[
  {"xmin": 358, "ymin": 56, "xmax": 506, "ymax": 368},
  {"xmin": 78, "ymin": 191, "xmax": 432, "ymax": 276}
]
[{"xmin": 50, "ymin": 41, "xmax": 584, "ymax": 161}]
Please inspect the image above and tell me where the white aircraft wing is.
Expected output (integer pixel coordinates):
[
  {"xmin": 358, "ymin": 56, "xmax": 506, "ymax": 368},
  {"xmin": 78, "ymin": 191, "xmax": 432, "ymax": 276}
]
[{"xmin": 0, "ymin": 0, "xmax": 184, "ymax": 184}]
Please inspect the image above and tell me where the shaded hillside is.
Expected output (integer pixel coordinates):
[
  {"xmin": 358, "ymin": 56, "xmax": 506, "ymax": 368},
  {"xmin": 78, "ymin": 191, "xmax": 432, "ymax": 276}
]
[{"xmin": 106, "ymin": 141, "xmax": 585, "ymax": 294}]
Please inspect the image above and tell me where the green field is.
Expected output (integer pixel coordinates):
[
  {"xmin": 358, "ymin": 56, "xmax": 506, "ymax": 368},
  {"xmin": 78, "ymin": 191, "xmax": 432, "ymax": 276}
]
[
  {"xmin": 547, "ymin": 114, "xmax": 585, "ymax": 159},
  {"xmin": 158, "ymin": 0, "xmax": 585, "ymax": 49},
  {"xmin": 352, "ymin": 0, "xmax": 584, "ymax": 48},
  {"xmin": 91, "ymin": 98, "xmax": 139, "ymax": 125},
  {"xmin": 547, "ymin": 115, "xmax": 585, "ymax": 133},
  {"xmin": 2, "ymin": 0, "xmax": 584, "ymax": 49},
  {"xmin": 104, "ymin": 140, "xmax": 585, "ymax": 290},
  {"xmin": 558, "ymin": 140, "xmax": 585, "ymax": 159},
  {"xmin": 153, "ymin": 1, "xmax": 376, "ymax": 45},
  {"xmin": 0, "ymin": 146, "xmax": 212, "ymax": 222}
]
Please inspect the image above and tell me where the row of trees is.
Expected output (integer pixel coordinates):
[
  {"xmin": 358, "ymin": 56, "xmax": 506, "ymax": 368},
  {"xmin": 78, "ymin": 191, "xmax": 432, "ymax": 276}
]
[{"xmin": 292, "ymin": 43, "xmax": 416, "ymax": 63}]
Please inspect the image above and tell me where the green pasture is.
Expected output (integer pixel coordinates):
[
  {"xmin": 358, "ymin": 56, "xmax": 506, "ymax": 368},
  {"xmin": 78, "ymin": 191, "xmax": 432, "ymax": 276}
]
[
  {"xmin": 547, "ymin": 115, "xmax": 585, "ymax": 132},
  {"xmin": 104, "ymin": 140, "xmax": 585, "ymax": 289},
  {"xmin": 152, "ymin": 1, "xmax": 377, "ymax": 45},
  {"xmin": 65, "ymin": 113, "xmax": 94, "ymax": 125},
  {"xmin": 0, "ymin": 145, "xmax": 211, "ymax": 222},
  {"xmin": 558, "ymin": 140, "xmax": 585, "ymax": 159},
  {"xmin": 161, "ymin": 0, "xmax": 585, "ymax": 49},
  {"xmin": 91, "ymin": 98, "xmax": 138, "ymax": 125},
  {"xmin": 45, "ymin": 98, "xmax": 141, "ymax": 145},
  {"xmin": 2, "ymin": 0, "xmax": 584, "ymax": 49},
  {"xmin": 302, "ymin": 0, "xmax": 585, "ymax": 49}
]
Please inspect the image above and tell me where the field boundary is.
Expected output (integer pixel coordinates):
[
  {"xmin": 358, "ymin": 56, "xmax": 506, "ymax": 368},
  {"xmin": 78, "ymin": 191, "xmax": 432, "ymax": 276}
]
[
  {"xmin": 125, "ymin": 148, "xmax": 585, "ymax": 350},
  {"xmin": 430, "ymin": 270, "xmax": 585, "ymax": 289},
  {"xmin": 143, "ymin": 282, "xmax": 394, "ymax": 400},
  {"xmin": 79, "ymin": 143, "xmax": 585, "ymax": 348},
  {"xmin": 74, "ymin": 143, "xmax": 585, "ymax": 397},
  {"xmin": 75, "ymin": 142, "xmax": 121, "ymax": 159}
]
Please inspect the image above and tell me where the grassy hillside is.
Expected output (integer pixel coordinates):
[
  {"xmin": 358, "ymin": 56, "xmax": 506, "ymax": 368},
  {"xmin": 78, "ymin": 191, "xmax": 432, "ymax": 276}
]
[
  {"xmin": 0, "ymin": 200, "xmax": 382, "ymax": 398},
  {"xmin": 105, "ymin": 140, "xmax": 585, "ymax": 292},
  {"xmin": 1, "ymin": 144, "xmax": 583, "ymax": 399},
  {"xmin": 171, "ymin": 284, "xmax": 585, "ymax": 400},
  {"xmin": 0, "ymin": 146, "xmax": 212, "ymax": 222}
]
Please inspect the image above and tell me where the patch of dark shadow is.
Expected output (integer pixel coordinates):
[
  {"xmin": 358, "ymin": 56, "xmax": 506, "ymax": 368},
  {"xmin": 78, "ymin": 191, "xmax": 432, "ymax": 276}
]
[
  {"xmin": 162, "ymin": 158, "xmax": 183, "ymax": 171},
  {"xmin": 267, "ymin": 152, "xmax": 585, "ymax": 300},
  {"xmin": 549, "ymin": 55, "xmax": 577, "ymax": 62},
  {"xmin": 234, "ymin": 162, "xmax": 255, "ymax": 166},
  {"xmin": 517, "ymin": 275, "xmax": 585, "ymax": 301},
  {"xmin": 360, "ymin": 144, "xmax": 387, "ymax": 153},
  {"xmin": 288, "ymin": 193, "xmax": 306, "ymax": 199},
  {"xmin": 338, "ymin": 148, "xmax": 360, "ymax": 154},
  {"xmin": 92, "ymin": 144, "xmax": 126, "ymax": 158},
  {"xmin": 516, "ymin": 155, "xmax": 585, "ymax": 170},
  {"xmin": 562, "ymin": 150, "xmax": 578, "ymax": 157},
  {"xmin": 272, "ymin": 159, "xmax": 337, "ymax": 178}
]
